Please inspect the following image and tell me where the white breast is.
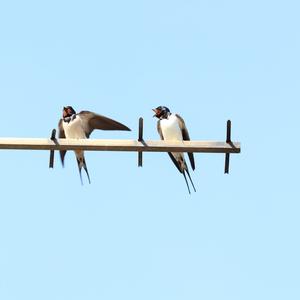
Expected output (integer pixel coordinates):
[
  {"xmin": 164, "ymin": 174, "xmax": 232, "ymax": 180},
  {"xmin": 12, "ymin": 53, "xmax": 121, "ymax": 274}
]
[
  {"xmin": 63, "ymin": 116, "xmax": 86, "ymax": 139},
  {"xmin": 160, "ymin": 114, "xmax": 183, "ymax": 141}
]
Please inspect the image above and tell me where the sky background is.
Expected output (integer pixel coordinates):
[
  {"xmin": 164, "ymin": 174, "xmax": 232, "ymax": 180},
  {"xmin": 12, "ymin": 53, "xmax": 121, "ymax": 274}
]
[{"xmin": 0, "ymin": 0, "xmax": 299, "ymax": 299}]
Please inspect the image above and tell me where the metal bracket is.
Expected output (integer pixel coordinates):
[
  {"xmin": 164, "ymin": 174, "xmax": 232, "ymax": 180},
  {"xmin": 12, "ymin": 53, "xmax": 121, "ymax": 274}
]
[
  {"xmin": 49, "ymin": 129, "xmax": 57, "ymax": 168},
  {"xmin": 224, "ymin": 120, "xmax": 231, "ymax": 174},
  {"xmin": 138, "ymin": 117, "xmax": 144, "ymax": 167}
]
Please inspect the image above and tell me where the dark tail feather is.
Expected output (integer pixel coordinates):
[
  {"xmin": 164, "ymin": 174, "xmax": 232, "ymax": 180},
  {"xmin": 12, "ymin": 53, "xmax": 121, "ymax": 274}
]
[
  {"xmin": 77, "ymin": 163, "xmax": 83, "ymax": 185},
  {"xmin": 185, "ymin": 168, "xmax": 196, "ymax": 192},
  {"xmin": 182, "ymin": 171, "xmax": 191, "ymax": 194},
  {"xmin": 83, "ymin": 158, "xmax": 91, "ymax": 184}
]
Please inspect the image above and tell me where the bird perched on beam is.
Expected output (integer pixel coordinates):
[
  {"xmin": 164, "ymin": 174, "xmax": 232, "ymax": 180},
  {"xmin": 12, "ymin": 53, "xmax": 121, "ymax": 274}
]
[
  {"xmin": 58, "ymin": 106, "xmax": 131, "ymax": 184},
  {"xmin": 153, "ymin": 106, "xmax": 196, "ymax": 194}
]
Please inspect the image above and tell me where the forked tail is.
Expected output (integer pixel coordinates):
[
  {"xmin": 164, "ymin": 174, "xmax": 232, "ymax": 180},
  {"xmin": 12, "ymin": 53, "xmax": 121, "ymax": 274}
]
[
  {"xmin": 77, "ymin": 156, "xmax": 91, "ymax": 185},
  {"xmin": 185, "ymin": 168, "xmax": 196, "ymax": 193}
]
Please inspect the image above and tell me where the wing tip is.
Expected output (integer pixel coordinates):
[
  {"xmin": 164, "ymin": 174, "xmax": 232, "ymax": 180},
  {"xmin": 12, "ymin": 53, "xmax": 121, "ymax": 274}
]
[{"xmin": 121, "ymin": 126, "xmax": 131, "ymax": 131}]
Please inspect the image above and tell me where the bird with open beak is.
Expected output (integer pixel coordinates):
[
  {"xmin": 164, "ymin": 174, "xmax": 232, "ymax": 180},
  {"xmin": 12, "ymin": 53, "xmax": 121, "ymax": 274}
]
[
  {"xmin": 58, "ymin": 106, "xmax": 131, "ymax": 184},
  {"xmin": 153, "ymin": 106, "xmax": 196, "ymax": 194}
]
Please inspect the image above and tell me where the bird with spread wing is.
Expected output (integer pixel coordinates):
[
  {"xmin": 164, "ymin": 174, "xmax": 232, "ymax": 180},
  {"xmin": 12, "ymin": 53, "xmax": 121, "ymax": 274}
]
[{"xmin": 58, "ymin": 106, "xmax": 131, "ymax": 184}]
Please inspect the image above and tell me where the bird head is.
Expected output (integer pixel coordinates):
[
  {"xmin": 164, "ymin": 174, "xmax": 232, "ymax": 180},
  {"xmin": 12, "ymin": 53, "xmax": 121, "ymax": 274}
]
[
  {"xmin": 152, "ymin": 106, "xmax": 171, "ymax": 119},
  {"xmin": 63, "ymin": 106, "xmax": 76, "ymax": 118}
]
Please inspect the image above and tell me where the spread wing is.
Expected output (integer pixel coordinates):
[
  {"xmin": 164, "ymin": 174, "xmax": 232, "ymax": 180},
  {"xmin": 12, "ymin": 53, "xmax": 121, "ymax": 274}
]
[
  {"xmin": 58, "ymin": 119, "xmax": 67, "ymax": 166},
  {"xmin": 157, "ymin": 120, "xmax": 182, "ymax": 173},
  {"xmin": 78, "ymin": 111, "xmax": 131, "ymax": 138},
  {"xmin": 175, "ymin": 114, "xmax": 195, "ymax": 170}
]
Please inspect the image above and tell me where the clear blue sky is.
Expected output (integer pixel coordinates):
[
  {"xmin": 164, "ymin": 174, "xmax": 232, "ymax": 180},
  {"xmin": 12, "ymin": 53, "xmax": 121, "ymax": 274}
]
[{"xmin": 0, "ymin": 1, "xmax": 299, "ymax": 299}]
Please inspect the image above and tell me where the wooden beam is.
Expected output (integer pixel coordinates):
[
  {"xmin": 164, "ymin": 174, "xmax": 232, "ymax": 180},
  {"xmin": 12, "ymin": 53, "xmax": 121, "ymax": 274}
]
[{"xmin": 0, "ymin": 138, "xmax": 240, "ymax": 153}]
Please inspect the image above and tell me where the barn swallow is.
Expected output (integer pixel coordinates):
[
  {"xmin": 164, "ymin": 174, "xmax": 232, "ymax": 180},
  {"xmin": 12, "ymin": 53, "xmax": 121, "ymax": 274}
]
[
  {"xmin": 58, "ymin": 106, "xmax": 131, "ymax": 184},
  {"xmin": 153, "ymin": 106, "xmax": 196, "ymax": 194}
]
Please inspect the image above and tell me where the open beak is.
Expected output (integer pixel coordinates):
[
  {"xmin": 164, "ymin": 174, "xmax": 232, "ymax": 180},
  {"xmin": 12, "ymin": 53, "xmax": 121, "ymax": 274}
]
[
  {"xmin": 152, "ymin": 108, "xmax": 158, "ymax": 117},
  {"xmin": 63, "ymin": 107, "xmax": 68, "ymax": 117}
]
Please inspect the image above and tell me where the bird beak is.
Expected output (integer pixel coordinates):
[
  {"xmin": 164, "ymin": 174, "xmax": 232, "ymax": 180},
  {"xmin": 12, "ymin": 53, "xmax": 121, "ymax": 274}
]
[
  {"xmin": 63, "ymin": 107, "xmax": 68, "ymax": 117},
  {"xmin": 152, "ymin": 108, "xmax": 158, "ymax": 117}
]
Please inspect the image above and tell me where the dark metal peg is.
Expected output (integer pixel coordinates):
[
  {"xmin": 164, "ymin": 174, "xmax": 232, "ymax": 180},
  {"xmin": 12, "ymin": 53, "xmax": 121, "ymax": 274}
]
[
  {"xmin": 224, "ymin": 120, "xmax": 231, "ymax": 174},
  {"xmin": 138, "ymin": 117, "xmax": 143, "ymax": 167},
  {"xmin": 49, "ymin": 129, "xmax": 57, "ymax": 169}
]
